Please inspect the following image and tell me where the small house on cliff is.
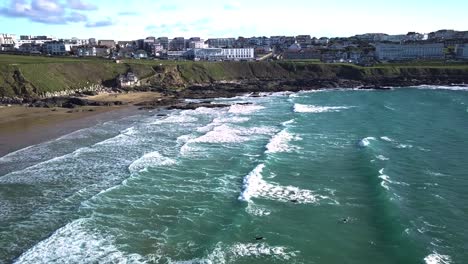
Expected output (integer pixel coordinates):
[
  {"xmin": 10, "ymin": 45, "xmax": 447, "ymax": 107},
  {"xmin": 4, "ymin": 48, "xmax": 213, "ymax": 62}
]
[{"xmin": 118, "ymin": 72, "xmax": 140, "ymax": 88}]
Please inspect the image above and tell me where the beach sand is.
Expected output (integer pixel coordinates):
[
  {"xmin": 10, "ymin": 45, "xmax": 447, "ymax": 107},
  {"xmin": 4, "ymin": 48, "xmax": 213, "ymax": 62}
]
[
  {"xmin": 0, "ymin": 92, "xmax": 164, "ymax": 157},
  {"xmin": 86, "ymin": 92, "xmax": 163, "ymax": 103}
]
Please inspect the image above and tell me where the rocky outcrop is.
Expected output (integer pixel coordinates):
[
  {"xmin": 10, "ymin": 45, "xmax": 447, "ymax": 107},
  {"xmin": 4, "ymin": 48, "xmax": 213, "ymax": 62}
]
[
  {"xmin": 27, "ymin": 97, "xmax": 126, "ymax": 108},
  {"xmin": 41, "ymin": 84, "xmax": 108, "ymax": 98}
]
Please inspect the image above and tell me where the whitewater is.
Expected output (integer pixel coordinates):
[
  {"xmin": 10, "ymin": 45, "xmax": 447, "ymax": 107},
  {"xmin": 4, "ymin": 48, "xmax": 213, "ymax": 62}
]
[{"xmin": 1, "ymin": 87, "xmax": 468, "ymax": 263}]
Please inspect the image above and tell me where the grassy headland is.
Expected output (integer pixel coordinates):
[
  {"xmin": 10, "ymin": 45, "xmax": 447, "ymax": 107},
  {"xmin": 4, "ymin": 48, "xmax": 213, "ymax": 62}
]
[{"xmin": 1, "ymin": 54, "xmax": 468, "ymax": 99}]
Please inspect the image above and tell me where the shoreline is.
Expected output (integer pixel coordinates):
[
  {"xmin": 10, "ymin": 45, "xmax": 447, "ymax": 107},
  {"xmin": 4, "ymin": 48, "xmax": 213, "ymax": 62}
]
[
  {"xmin": 2, "ymin": 83, "xmax": 468, "ymax": 158},
  {"xmin": 0, "ymin": 105, "xmax": 141, "ymax": 157}
]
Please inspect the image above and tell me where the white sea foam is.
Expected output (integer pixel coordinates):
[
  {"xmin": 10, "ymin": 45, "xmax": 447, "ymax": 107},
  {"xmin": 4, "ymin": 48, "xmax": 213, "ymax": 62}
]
[
  {"xmin": 378, "ymin": 168, "xmax": 409, "ymax": 190},
  {"xmin": 197, "ymin": 116, "xmax": 250, "ymax": 133},
  {"xmin": 188, "ymin": 106, "xmax": 223, "ymax": 115},
  {"xmin": 396, "ymin": 144, "xmax": 413, "ymax": 149},
  {"xmin": 376, "ymin": 155, "xmax": 390, "ymax": 161},
  {"xmin": 246, "ymin": 203, "xmax": 272, "ymax": 216},
  {"xmin": 416, "ymin": 85, "xmax": 468, "ymax": 91},
  {"xmin": 293, "ymin": 104, "xmax": 353, "ymax": 113},
  {"xmin": 424, "ymin": 252, "xmax": 452, "ymax": 264},
  {"xmin": 171, "ymin": 242, "xmax": 298, "ymax": 264},
  {"xmin": 384, "ymin": 105, "xmax": 396, "ymax": 111},
  {"xmin": 14, "ymin": 219, "xmax": 146, "ymax": 264},
  {"xmin": 238, "ymin": 164, "xmax": 266, "ymax": 202},
  {"xmin": 378, "ymin": 168, "xmax": 390, "ymax": 190},
  {"xmin": 358, "ymin": 137, "xmax": 376, "ymax": 147},
  {"xmin": 282, "ymin": 119, "xmax": 295, "ymax": 126},
  {"xmin": 380, "ymin": 136, "xmax": 394, "ymax": 142},
  {"xmin": 190, "ymin": 125, "xmax": 275, "ymax": 144},
  {"xmin": 426, "ymin": 170, "xmax": 447, "ymax": 177},
  {"xmin": 265, "ymin": 130, "xmax": 302, "ymax": 154},
  {"xmin": 258, "ymin": 91, "xmax": 293, "ymax": 97},
  {"xmin": 192, "ymin": 124, "xmax": 248, "ymax": 144},
  {"xmin": 152, "ymin": 114, "xmax": 199, "ymax": 124},
  {"xmin": 212, "ymin": 116, "xmax": 250, "ymax": 124},
  {"xmin": 128, "ymin": 151, "xmax": 177, "ymax": 173},
  {"xmin": 122, "ymin": 126, "xmax": 137, "ymax": 136},
  {"xmin": 229, "ymin": 243, "xmax": 297, "ymax": 259},
  {"xmin": 228, "ymin": 104, "xmax": 265, "ymax": 114},
  {"xmin": 177, "ymin": 134, "xmax": 197, "ymax": 144},
  {"xmin": 238, "ymin": 164, "xmax": 335, "ymax": 205}
]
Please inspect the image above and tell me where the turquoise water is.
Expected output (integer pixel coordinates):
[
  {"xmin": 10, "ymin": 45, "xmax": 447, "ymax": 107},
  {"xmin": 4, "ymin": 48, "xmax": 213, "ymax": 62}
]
[{"xmin": 1, "ymin": 87, "xmax": 468, "ymax": 264}]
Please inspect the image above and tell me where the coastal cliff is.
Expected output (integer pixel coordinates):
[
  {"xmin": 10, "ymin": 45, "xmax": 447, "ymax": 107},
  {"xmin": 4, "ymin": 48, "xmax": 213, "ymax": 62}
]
[{"xmin": 1, "ymin": 57, "xmax": 468, "ymax": 101}]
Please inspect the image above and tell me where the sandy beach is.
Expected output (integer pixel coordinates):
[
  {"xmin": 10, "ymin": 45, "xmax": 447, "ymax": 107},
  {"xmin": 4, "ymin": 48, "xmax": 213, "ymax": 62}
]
[{"xmin": 0, "ymin": 92, "xmax": 164, "ymax": 157}]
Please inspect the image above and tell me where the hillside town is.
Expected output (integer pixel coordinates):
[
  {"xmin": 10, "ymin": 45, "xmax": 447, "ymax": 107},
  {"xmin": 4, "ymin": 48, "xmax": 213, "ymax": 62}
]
[{"xmin": 1, "ymin": 29, "xmax": 468, "ymax": 65}]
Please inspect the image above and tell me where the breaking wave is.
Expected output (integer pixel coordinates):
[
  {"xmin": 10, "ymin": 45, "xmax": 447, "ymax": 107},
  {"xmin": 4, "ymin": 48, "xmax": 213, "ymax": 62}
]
[
  {"xmin": 238, "ymin": 164, "xmax": 335, "ymax": 205},
  {"xmin": 265, "ymin": 130, "xmax": 302, "ymax": 154},
  {"xmin": 14, "ymin": 219, "xmax": 146, "ymax": 264},
  {"xmin": 424, "ymin": 252, "xmax": 452, "ymax": 264},
  {"xmin": 294, "ymin": 104, "xmax": 354, "ymax": 113},
  {"xmin": 415, "ymin": 85, "xmax": 468, "ymax": 91},
  {"xmin": 358, "ymin": 137, "xmax": 376, "ymax": 147},
  {"xmin": 170, "ymin": 242, "xmax": 298, "ymax": 264},
  {"xmin": 228, "ymin": 104, "xmax": 265, "ymax": 114},
  {"xmin": 128, "ymin": 151, "xmax": 177, "ymax": 174}
]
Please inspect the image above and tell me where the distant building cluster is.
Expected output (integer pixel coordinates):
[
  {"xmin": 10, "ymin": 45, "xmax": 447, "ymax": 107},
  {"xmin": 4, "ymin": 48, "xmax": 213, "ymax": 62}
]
[{"xmin": 1, "ymin": 29, "xmax": 468, "ymax": 64}]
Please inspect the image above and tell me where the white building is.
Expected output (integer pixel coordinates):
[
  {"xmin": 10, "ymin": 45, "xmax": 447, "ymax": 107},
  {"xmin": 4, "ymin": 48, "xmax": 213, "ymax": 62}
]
[
  {"xmin": 118, "ymin": 72, "xmax": 140, "ymax": 88},
  {"xmin": 222, "ymin": 48, "xmax": 255, "ymax": 60},
  {"xmin": 0, "ymin": 33, "xmax": 16, "ymax": 45},
  {"xmin": 374, "ymin": 43, "xmax": 444, "ymax": 61},
  {"xmin": 15, "ymin": 35, "xmax": 57, "ymax": 48},
  {"xmin": 188, "ymin": 40, "xmax": 207, "ymax": 49},
  {"xmin": 70, "ymin": 38, "xmax": 89, "ymax": 46},
  {"xmin": 44, "ymin": 41, "xmax": 72, "ymax": 55},
  {"xmin": 77, "ymin": 46, "xmax": 109, "ymax": 57},
  {"xmin": 188, "ymin": 48, "xmax": 254, "ymax": 61}
]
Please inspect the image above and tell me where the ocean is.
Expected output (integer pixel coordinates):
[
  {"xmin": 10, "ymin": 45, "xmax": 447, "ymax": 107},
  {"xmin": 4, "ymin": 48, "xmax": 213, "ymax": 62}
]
[{"xmin": 1, "ymin": 86, "xmax": 467, "ymax": 264}]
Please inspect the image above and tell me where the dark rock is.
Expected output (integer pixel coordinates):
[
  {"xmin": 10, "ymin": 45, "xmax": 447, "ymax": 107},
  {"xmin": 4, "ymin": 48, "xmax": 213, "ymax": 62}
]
[
  {"xmin": 138, "ymin": 106, "xmax": 156, "ymax": 110},
  {"xmin": 62, "ymin": 102, "xmax": 76, "ymax": 109},
  {"xmin": 82, "ymin": 91, "xmax": 98, "ymax": 96},
  {"xmin": 166, "ymin": 103, "xmax": 230, "ymax": 110},
  {"xmin": 67, "ymin": 97, "xmax": 88, "ymax": 106}
]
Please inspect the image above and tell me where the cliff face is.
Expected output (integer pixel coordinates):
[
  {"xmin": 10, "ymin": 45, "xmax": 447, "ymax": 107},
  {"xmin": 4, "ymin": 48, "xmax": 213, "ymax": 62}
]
[{"xmin": 1, "ymin": 61, "xmax": 468, "ymax": 99}]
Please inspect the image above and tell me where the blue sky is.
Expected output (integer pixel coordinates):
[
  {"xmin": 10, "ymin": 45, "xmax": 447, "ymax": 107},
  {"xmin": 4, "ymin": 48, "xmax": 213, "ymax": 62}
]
[{"xmin": 0, "ymin": 0, "xmax": 467, "ymax": 40}]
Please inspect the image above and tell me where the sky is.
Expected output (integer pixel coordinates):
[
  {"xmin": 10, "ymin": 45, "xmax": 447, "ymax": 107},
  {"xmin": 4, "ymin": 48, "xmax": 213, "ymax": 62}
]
[{"xmin": 0, "ymin": 0, "xmax": 467, "ymax": 40}]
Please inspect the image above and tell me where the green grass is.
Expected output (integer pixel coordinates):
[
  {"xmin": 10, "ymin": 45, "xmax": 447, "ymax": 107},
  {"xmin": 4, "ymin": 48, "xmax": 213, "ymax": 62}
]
[
  {"xmin": 0, "ymin": 54, "xmax": 107, "ymax": 65},
  {"xmin": 1, "ymin": 54, "xmax": 468, "ymax": 98}
]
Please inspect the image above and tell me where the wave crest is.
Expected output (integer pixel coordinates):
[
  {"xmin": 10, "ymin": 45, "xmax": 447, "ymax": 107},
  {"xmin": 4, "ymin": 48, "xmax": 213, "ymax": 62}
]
[
  {"xmin": 128, "ymin": 151, "xmax": 176, "ymax": 173},
  {"xmin": 228, "ymin": 104, "xmax": 265, "ymax": 114},
  {"xmin": 238, "ymin": 164, "xmax": 335, "ymax": 205},
  {"xmin": 424, "ymin": 252, "xmax": 452, "ymax": 264},
  {"xmin": 294, "ymin": 104, "xmax": 353, "ymax": 113},
  {"xmin": 266, "ymin": 130, "xmax": 302, "ymax": 154}
]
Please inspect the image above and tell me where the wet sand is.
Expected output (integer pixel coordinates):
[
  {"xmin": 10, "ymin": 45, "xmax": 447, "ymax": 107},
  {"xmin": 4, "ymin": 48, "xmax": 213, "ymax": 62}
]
[
  {"xmin": 85, "ymin": 92, "xmax": 163, "ymax": 103},
  {"xmin": 0, "ymin": 92, "xmax": 164, "ymax": 157}
]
